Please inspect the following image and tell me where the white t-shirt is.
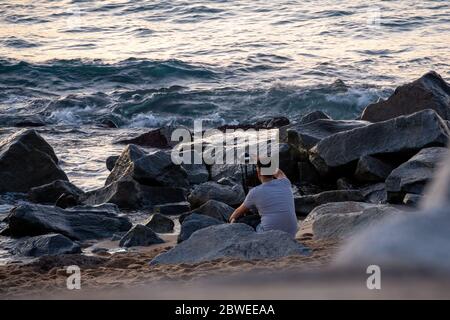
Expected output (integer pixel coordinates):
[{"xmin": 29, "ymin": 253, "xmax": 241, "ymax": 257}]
[{"xmin": 243, "ymin": 177, "xmax": 298, "ymax": 237}]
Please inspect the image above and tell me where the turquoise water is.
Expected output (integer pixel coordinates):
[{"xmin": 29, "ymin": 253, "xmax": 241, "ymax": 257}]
[{"xmin": 1, "ymin": 0, "xmax": 449, "ymax": 126}]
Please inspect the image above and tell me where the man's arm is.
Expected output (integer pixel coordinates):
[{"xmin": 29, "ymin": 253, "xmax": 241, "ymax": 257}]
[
  {"xmin": 229, "ymin": 203, "xmax": 250, "ymax": 223},
  {"xmin": 273, "ymin": 168, "xmax": 287, "ymax": 179}
]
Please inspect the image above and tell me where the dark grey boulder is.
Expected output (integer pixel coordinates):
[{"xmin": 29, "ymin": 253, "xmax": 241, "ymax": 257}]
[
  {"xmin": 354, "ymin": 155, "xmax": 396, "ymax": 182},
  {"xmin": 310, "ymin": 110, "xmax": 450, "ymax": 176},
  {"xmin": 386, "ymin": 147, "xmax": 448, "ymax": 202},
  {"xmin": 182, "ymin": 163, "xmax": 209, "ymax": 185},
  {"xmin": 153, "ymin": 202, "xmax": 191, "ymax": 216},
  {"xmin": 299, "ymin": 111, "xmax": 331, "ymax": 125},
  {"xmin": 178, "ymin": 213, "xmax": 223, "ymax": 243},
  {"xmin": 1, "ymin": 203, "xmax": 131, "ymax": 241},
  {"xmin": 336, "ymin": 177, "xmax": 354, "ymax": 190},
  {"xmin": 421, "ymin": 149, "xmax": 450, "ymax": 209},
  {"xmin": 294, "ymin": 190, "xmax": 364, "ymax": 216},
  {"xmin": 403, "ymin": 193, "xmax": 422, "ymax": 206},
  {"xmin": 287, "ymin": 119, "xmax": 369, "ymax": 150},
  {"xmin": 210, "ymin": 163, "xmax": 243, "ymax": 183},
  {"xmin": 83, "ymin": 177, "xmax": 186, "ymax": 209},
  {"xmin": 145, "ymin": 213, "xmax": 174, "ymax": 233},
  {"xmin": 11, "ymin": 233, "xmax": 81, "ymax": 257},
  {"xmin": 0, "ymin": 129, "xmax": 68, "ymax": 193},
  {"xmin": 151, "ymin": 223, "xmax": 310, "ymax": 265},
  {"xmin": 119, "ymin": 224, "xmax": 164, "ymax": 248},
  {"xmin": 106, "ymin": 155, "xmax": 119, "ymax": 171},
  {"xmin": 105, "ymin": 145, "xmax": 188, "ymax": 188},
  {"xmin": 180, "ymin": 200, "xmax": 234, "ymax": 224},
  {"xmin": 188, "ymin": 181, "xmax": 245, "ymax": 208},
  {"xmin": 114, "ymin": 125, "xmax": 187, "ymax": 148},
  {"xmin": 28, "ymin": 180, "xmax": 84, "ymax": 205},
  {"xmin": 298, "ymin": 201, "xmax": 403, "ymax": 240},
  {"xmin": 361, "ymin": 71, "xmax": 450, "ymax": 122},
  {"xmin": 359, "ymin": 183, "xmax": 387, "ymax": 204}
]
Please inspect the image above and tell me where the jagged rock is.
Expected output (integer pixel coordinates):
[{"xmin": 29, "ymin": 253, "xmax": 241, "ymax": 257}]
[
  {"xmin": 151, "ymin": 223, "xmax": 310, "ymax": 265},
  {"xmin": 279, "ymin": 143, "xmax": 304, "ymax": 182},
  {"xmin": 28, "ymin": 180, "xmax": 84, "ymax": 205},
  {"xmin": 298, "ymin": 201, "xmax": 403, "ymax": 240},
  {"xmin": 105, "ymin": 145, "xmax": 188, "ymax": 188},
  {"xmin": 55, "ymin": 193, "xmax": 80, "ymax": 209},
  {"xmin": 403, "ymin": 193, "xmax": 422, "ymax": 206},
  {"xmin": 154, "ymin": 202, "xmax": 191, "ymax": 215},
  {"xmin": 361, "ymin": 71, "xmax": 450, "ymax": 122},
  {"xmin": 177, "ymin": 213, "xmax": 223, "ymax": 243},
  {"xmin": 287, "ymin": 119, "xmax": 369, "ymax": 150},
  {"xmin": 359, "ymin": 183, "xmax": 387, "ymax": 204},
  {"xmin": 182, "ymin": 163, "xmax": 209, "ymax": 185},
  {"xmin": 217, "ymin": 116, "xmax": 289, "ymax": 131},
  {"xmin": 188, "ymin": 181, "xmax": 245, "ymax": 208},
  {"xmin": 83, "ymin": 177, "xmax": 186, "ymax": 209},
  {"xmin": 114, "ymin": 126, "xmax": 187, "ymax": 148},
  {"xmin": 106, "ymin": 155, "xmax": 119, "ymax": 171},
  {"xmin": 310, "ymin": 110, "xmax": 450, "ymax": 176},
  {"xmin": 11, "ymin": 233, "xmax": 81, "ymax": 257},
  {"xmin": 180, "ymin": 200, "xmax": 234, "ymax": 224},
  {"xmin": 0, "ymin": 129, "xmax": 68, "ymax": 193},
  {"xmin": 336, "ymin": 177, "xmax": 354, "ymax": 190},
  {"xmin": 335, "ymin": 146, "xmax": 450, "ymax": 272},
  {"xmin": 294, "ymin": 190, "xmax": 364, "ymax": 216},
  {"xmin": 210, "ymin": 163, "xmax": 243, "ymax": 183},
  {"xmin": 299, "ymin": 111, "xmax": 331, "ymax": 124},
  {"xmin": 386, "ymin": 147, "xmax": 448, "ymax": 202},
  {"xmin": 1, "ymin": 203, "xmax": 131, "ymax": 241},
  {"xmin": 145, "ymin": 213, "xmax": 174, "ymax": 233},
  {"xmin": 297, "ymin": 161, "xmax": 321, "ymax": 185},
  {"xmin": 119, "ymin": 224, "xmax": 164, "ymax": 248},
  {"xmin": 354, "ymin": 155, "xmax": 395, "ymax": 182}
]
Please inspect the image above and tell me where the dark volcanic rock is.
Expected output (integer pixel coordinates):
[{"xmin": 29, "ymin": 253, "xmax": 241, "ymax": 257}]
[
  {"xmin": 386, "ymin": 147, "xmax": 448, "ymax": 202},
  {"xmin": 154, "ymin": 202, "xmax": 191, "ymax": 215},
  {"xmin": 354, "ymin": 155, "xmax": 396, "ymax": 182},
  {"xmin": 180, "ymin": 200, "xmax": 234, "ymax": 223},
  {"xmin": 217, "ymin": 116, "xmax": 289, "ymax": 131},
  {"xmin": 294, "ymin": 190, "xmax": 364, "ymax": 216},
  {"xmin": 188, "ymin": 181, "xmax": 245, "ymax": 208},
  {"xmin": 177, "ymin": 213, "xmax": 223, "ymax": 243},
  {"xmin": 287, "ymin": 119, "xmax": 369, "ymax": 150},
  {"xmin": 119, "ymin": 224, "xmax": 164, "ymax": 248},
  {"xmin": 11, "ymin": 233, "xmax": 81, "ymax": 257},
  {"xmin": 0, "ymin": 129, "xmax": 68, "ymax": 193},
  {"xmin": 106, "ymin": 155, "xmax": 119, "ymax": 171},
  {"xmin": 152, "ymin": 223, "xmax": 310, "ymax": 265},
  {"xmin": 310, "ymin": 110, "xmax": 450, "ymax": 176},
  {"xmin": 83, "ymin": 178, "xmax": 187, "ymax": 209},
  {"xmin": 361, "ymin": 71, "xmax": 450, "ymax": 122},
  {"xmin": 145, "ymin": 213, "xmax": 174, "ymax": 233},
  {"xmin": 105, "ymin": 145, "xmax": 188, "ymax": 188},
  {"xmin": 1, "ymin": 203, "xmax": 132, "ymax": 241},
  {"xmin": 299, "ymin": 111, "xmax": 331, "ymax": 125},
  {"xmin": 28, "ymin": 180, "xmax": 84, "ymax": 205},
  {"xmin": 114, "ymin": 126, "xmax": 186, "ymax": 148}
]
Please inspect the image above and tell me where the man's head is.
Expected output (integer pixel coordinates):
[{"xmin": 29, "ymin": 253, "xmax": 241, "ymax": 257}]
[{"xmin": 256, "ymin": 158, "xmax": 275, "ymax": 183}]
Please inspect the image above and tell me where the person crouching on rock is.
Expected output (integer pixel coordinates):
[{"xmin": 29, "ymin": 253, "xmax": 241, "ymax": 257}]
[{"xmin": 229, "ymin": 160, "xmax": 298, "ymax": 238}]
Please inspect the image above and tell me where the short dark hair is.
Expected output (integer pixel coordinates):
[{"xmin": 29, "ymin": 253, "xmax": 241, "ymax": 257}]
[{"xmin": 256, "ymin": 158, "xmax": 272, "ymax": 169}]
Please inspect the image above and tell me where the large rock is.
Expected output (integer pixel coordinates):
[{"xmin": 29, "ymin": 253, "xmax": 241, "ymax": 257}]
[
  {"xmin": 359, "ymin": 183, "xmax": 387, "ymax": 204},
  {"xmin": 354, "ymin": 155, "xmax": 395, "ymax": 182},
  {"xmin": 151, "ymin": 223, "xmax": 310, "ymax": 265},
  {"xmin": 386, "ymin": 147, "xmax": 448, "ymax": 202},
  {"xmin": 182, "ymin": 163, "xmax": 209, "ymax": 185},
  {"xmin": 11, "ymin": 233, "xmax": 81, "ymax": 257},
  {"xmin": 105, "ymin": 145, "xmax": 188, "ymax": 188},
  {"xmin": 217, "ymin": 116, "xmax": 289, "ymax": 131},
  {"xmin": 336, "ymin": 146, "xmax": 450, "ymax": 271},
  {"xmin": 154, "ymin": 202, "xmax": 191, "ymax": 215},
  {"xmin": 294, "ymin": 190, "xmax": 364, "ymax": 216},
  {"xmin": 361, "ymin": 71, "xmax": 450, "ymax": 122},
  {"xmin": 0, "ymin": 129, "xmax": 68, "ymax": 193},
  {"xmin": 1, "ymin": 203, "xmax": 131, "ymax": 241},
  {"xmin": 106, "ymin": 155, "xmax": 119, "ymax": 171},
  {"xmin": 287, "ymin": 119, "xmax": 369, "ymax": 150},
  {"xmin": 119, "ymin": 224, "xmax": 164, "ymax": 248},
  {"xmin": 210, "ymin": 163, "xmax": 243, "ymax": 183},
  {"xmin": 297, "ymin": 201, "xmax": 403, "ymax": 240},
  {"xmin": 299, "ymin": 111, "xmax": 331, "ymax": 125},
  {"xmin": 114, "ymin": 126, "xmax": 186, "ymax": 148},
  {"xmin": 177, "ymin": 213, "xmax": 223, "ymax": 243},
  {"xmin": 145, "ymin": 213, "xmax": 174, "ymax": 233},
  {"xmin": 83, "ymin": 177, "xmax": 186, "ymax": 209},
  {"xmin": 180, "ymin": 200, "xmax": 234, "ymax": 224},
  {"xmin": 188, "ymin": 181, "xmax": 245, "ymax": 208},
  {"xmin": 28, "ymin": 180, "xmax": 84, "ymax": 205},
  {"xmin": 310, "ymin": 110, "xmax": 450, "ymax": 176}
]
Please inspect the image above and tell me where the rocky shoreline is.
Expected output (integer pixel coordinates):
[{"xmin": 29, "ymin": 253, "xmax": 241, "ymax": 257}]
[{"xmin": 1, "ymin": 71, "xmax": 450, "ymax": 296}]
